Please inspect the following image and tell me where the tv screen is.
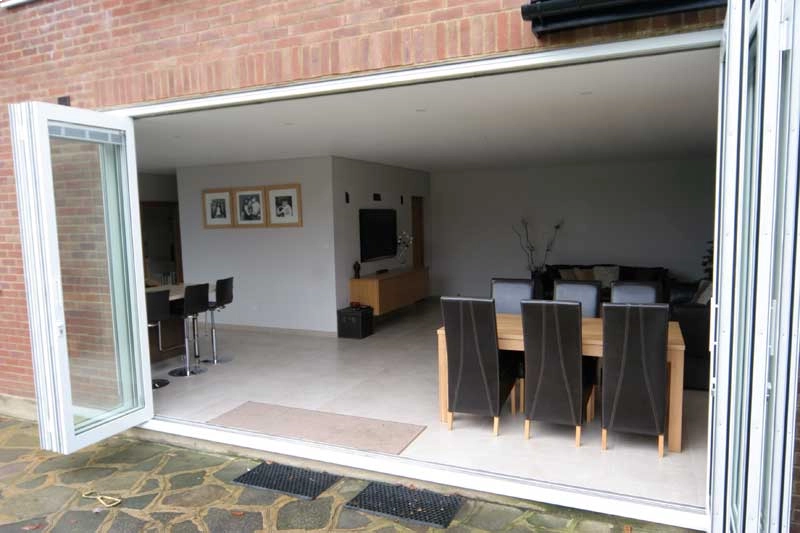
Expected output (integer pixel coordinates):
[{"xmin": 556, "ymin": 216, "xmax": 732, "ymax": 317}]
[{"xmin": 360, "ymin": 209, "xmax": 397, "ymax": 262}]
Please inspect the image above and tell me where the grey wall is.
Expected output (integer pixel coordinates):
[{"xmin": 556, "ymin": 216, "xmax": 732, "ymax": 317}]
[
  {"xmin": 430, "ymin": 158, "xmax": 715, "ymax": 297},
  {"xmin": 177, "ymin": 157, "xmax": 337, "ymax": 332},
  {"xmin": 332, "ymin": 157, "xmax": 431, "ymax": 309},
  {"xmin": 139, "ymin": 173, "xmax": 178, "ymax": 202}
]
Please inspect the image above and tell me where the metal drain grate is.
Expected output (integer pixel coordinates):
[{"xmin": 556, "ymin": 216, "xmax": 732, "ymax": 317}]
[
  {"xmin": 345, "ymin": 481, "xmax": 464, "ymax": 528},
  {"xmin": 232, "ymin": 462, "xmax": 341, "ymax": 500}
]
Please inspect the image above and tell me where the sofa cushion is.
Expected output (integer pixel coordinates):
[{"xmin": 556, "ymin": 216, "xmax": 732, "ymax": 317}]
[
  {"xmin": 592, "ymin": 265, "xmax": 619, "ymax": 289},
  {"xmin": 558, "ymin": 268, "xmax": 577, "ymax": 280},
  {"xmin": 692, "ymin": 280, "xmax": 713, "ymax": 305}
]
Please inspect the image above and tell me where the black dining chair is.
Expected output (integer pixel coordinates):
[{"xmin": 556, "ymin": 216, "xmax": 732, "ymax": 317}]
[
  {"xmin": 601, "ymin": 303, "xmax": 669, "ymax": 457},
  {"xmin": 520, "ymin": 300, "xmax": 594, "ymax": 446},
  {"xmin": 145, "ymin": 289, "xmax": 172, "ymax": 389},
  {"xmin": 610, "ymin": 281, "xmax": 659, "ymax": 304},
  {"xmin": 168, "ymin": 283, "xmax": 210, "ymax": 377},
  {"xmin": 202, "ymin": 277, "xmax": 234, "ymax": 365},
  {"xmin": 441, "ymin": 297, "xmax": 518, "ymax": 435},
  {"xmin": 490, "ymin": 278, "xmax": 531, "ymax": 406},
  {"xmin": 554, "ymin": 280, "xmax": 602, "ymax": 318}
]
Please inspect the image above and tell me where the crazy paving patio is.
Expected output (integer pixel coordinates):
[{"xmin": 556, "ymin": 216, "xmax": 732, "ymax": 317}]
[{"xmin": 0, "ymin": 418, "xmax": 695, "ymax": 532}]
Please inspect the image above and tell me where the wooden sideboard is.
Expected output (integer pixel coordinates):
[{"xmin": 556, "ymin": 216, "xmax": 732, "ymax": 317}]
[{"xmin": 349, "ymin": 268, "xmax": 429, "ymax": 316}]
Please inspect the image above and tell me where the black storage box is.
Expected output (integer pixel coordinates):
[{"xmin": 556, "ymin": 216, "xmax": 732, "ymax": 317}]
[{"xmin": 337, "ymin": 306, "xmax": 374, "ymax": 339}]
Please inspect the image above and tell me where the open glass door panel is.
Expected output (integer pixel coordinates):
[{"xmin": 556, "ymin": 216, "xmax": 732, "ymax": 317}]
[{"xmin": 9, "ymin": 102, "xmax": 152, "ymax": 454}]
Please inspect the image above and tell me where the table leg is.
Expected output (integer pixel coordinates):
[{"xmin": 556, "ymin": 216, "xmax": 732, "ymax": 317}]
[
  {"xmin": 667, "ymin": 348, "xmax": 684, "ymax": 453},
  {"xmin": 438, "ymin": 333, "xmax": 448, "ymax": 423}
]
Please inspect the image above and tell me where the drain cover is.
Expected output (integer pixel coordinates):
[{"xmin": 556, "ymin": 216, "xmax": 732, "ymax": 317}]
[
  {"xmin": 345, "ymin": 481, "xmax": 464, "ymax": 528},
  {"xmin": 232, "ymin": 462, "xmax": 340, "ymax": 500}
]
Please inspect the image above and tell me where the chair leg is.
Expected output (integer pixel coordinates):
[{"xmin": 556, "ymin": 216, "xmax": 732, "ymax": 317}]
[
  {"xmin": 587, "ymin": 386, "xmax": 596, "ymax": 422},
  {"xmin": 169, "ymin": 318, "xmax": 197, "ymax": 377},
  {"xmin": 190, "ymin": 315, "xmax": 207, "ymax": 374},
  {"xmin": 601, "ymin": 428, "xmax": 608, "ymax": 451},
  {"xmin": 493, "ymin": 416, "xmax": 500, "ymax": 436},
  {"xmin": 519, "ymin": 378, "xmax": 525, "ymax": 410},
  {"xmin": 202, "ymin": 309, "xmax": 232, "ymax": 364},
  {"xmin": 658, "ymin": 434, "xmax": 665, "ymax": 458},
  {"xmin": 510, "ymin": 382, "xmax": 517, "ymax": 415},
  {"xmin": 447, "ymin": 412, "xmax": 453, "ymax": 431},
  {"xmin": 575, "ymin": 426, "xmax": 581, "ymax": 448},
  {"xmin": 524, "ymin": 419, "xmax": 531, "ymax": 440}
]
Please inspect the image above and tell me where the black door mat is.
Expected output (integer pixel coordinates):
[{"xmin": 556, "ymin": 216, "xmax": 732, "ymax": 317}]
[
  {"xmin": 345, "ymin": 481, "xmax": 464, "ymax": 528},
  {"xmin": 232, "ymin": 462, "xmax": 341, "ymax": 500}
]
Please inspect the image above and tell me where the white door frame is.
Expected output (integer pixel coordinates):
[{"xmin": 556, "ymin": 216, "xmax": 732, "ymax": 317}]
[
  {"xmin": 9, "ymin": 102, "xmax": 153, "ymax": 454},
  {"xmin": 100, "ymin": 29, "xmax": 722, "ymax": 530}
]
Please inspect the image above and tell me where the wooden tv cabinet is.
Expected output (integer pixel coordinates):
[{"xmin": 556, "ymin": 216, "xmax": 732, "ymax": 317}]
[{"xmin": 349, "ymin": 268, "xmax": 429, "ymax": 316}]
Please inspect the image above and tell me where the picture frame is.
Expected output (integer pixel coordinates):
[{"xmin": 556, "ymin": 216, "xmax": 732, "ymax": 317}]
[
  {"xmin": 202, "ymin": 189, "xmax": 233, "ymax": 228},
  {"xmin": 233, "ymin": 187, "xmax": 267, "ymax": 227},
  {"xmin": 266, "ymin": 183, "xmax": 303, "ymax": 227}
]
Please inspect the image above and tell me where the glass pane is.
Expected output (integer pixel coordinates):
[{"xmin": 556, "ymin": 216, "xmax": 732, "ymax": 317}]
[
  {"xmin": 729, "ymin": 35, "xmax": 761, "ymax": 520},
  {"xmin": 49, "ymin": 127, "xmax": 143, "ymax": 434}
]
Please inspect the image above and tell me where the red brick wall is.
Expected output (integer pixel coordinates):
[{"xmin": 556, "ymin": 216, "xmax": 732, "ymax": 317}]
[{"xmin": 0, "ymin": 1, "xmax": 723, "ymax": 400}]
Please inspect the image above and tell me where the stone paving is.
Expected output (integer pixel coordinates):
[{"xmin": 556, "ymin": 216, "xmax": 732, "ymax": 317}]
[{"xmin": 0, "ymin": 418, "xmax": 694, "ymax": 532}]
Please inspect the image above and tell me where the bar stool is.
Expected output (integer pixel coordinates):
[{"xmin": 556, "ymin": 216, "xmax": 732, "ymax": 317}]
[
  {"xmin": 203, "ymin": 277, "xmax": 234, "ymax": 365},
  {"xmin": 146, "ymin": 289, "xmax": 171, "ymax": 389},
  {"xmin": 168, "ymin": 283, "xmax": 209, "ymax": 377}
]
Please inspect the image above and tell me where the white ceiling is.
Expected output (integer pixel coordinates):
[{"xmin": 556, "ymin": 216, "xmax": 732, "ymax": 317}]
[{"xmin": 134, "ymin": 47, "xmax": 720, "ymax": 174}]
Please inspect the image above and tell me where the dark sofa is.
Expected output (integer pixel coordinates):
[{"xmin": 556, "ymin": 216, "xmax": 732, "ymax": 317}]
[{"xmin": 542, "ymin": 264, "xmax": 670, "ymax": 302}]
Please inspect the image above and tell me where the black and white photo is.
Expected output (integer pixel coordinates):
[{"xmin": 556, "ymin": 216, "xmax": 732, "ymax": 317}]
[
  {"xmin": 234, "ymin": 188, "xmax": 266, "ymax": 227},
  {"xmin": 202, "ymin": 189, "xmax": 232, "ymax": 228},
  {"xmin": 267, "ymin": 184, "xmax": 302, "ymax": 227}
]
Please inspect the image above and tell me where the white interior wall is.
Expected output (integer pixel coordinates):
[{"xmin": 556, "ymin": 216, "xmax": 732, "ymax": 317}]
[
  {"xmin": 430, "ymin": 157, "xmax": 716, "ymax": 297},
  {"xmin": 177, "ymin": 157, "xmax": 338, "ymax": 332},
  {"xmin": 331, "ymin": 157, "xmax": 431, "ymax": 309},
  {"xmin": 138, "ymin": 172, "xmax": 178, "ymax": 202}
]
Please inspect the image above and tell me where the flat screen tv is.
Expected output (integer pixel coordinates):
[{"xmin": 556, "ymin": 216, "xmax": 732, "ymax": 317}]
[{"xmin": 360, "ymin": 209, "xmax": 397, "ymax": 262}]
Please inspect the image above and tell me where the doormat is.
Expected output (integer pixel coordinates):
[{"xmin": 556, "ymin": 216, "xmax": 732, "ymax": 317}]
[
  {"xmin": 345, "ymin": 481, "xmax": 464, "ymax": 528},
  {"xmin": 207, "ymin": 401, "xmax": 426, "ymax": 455},
  {"xmin": 233, "ymin": 462, "xmax": 340, "ymax": 500}
]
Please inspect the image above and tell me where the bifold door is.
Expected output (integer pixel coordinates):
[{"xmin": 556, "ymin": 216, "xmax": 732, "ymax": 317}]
[
  {"xmin": 710, "ymin": 0, "xmax": 800, "ymax": 530},
  {"xmin": 9, "ymin": 102, "xmax": 153, "ymax": 454}
]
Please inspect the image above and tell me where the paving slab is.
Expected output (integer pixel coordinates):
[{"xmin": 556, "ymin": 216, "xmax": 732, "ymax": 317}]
[
  {"xmin": 204, "ymin": 507, "xmax": 263, "ymax": 532},
  {"xmin": 0, "ymin": 419, "xmax": 696, "ymax": 533}
]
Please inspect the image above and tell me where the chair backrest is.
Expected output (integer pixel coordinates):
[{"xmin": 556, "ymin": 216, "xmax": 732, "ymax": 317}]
[
  {"xmin": 521, "ymin": 300, "xmax": 583, "ymax": 426},
  {"xmin": 440, "ymin": 297, "xmax": 502, "ymax": 417},
  {"xmin": 601, "ymin": 303, "xmax": 669, "ymax": 436},
  {"xmin": 553, "ymin": 280, "xmax": 601, "ymax": 318},
  {"xmin": 145, "ymin": 290, "xmax": 171, "ymax": 324},
  {"xmin": 183, "ymin": 283, "xmax": 210, "ymax": 316},
  {"xmin": 215, "ymin": 277, "xmax": 234, "ymax": 307},
  {"xmin": 610, "ymin": 281, "xmax": 659, "ymax": 304},
  {"xmin": 490, "ymin": 278, "xmax": 533, "ymax": 314}
]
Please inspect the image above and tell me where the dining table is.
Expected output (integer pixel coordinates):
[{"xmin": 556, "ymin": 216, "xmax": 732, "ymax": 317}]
[
  {"xmin": 145, "ymin": 283, "xmax": 216, "ymax": 301},
  {"xmin": 436, "ymin": 314, "xmax": 687, "ymax": 452}
]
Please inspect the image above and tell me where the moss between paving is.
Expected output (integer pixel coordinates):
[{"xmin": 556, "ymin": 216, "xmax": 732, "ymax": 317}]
[{"xmin": 0, "ymin": 418, "xmax": 696, "ymax": 532}]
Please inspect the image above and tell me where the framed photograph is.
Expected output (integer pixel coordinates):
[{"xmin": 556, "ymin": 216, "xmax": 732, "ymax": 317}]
[
  {"xmin": 202, "ymin": 189, "xmax": 232, "ymax": 228},
  {"xmin": 233, "ymin": 187, "xmax": 266, "ymax": 227},
  {"xmin": 266, "ymin": 183, "xmax": 303, "ymax": 227}
]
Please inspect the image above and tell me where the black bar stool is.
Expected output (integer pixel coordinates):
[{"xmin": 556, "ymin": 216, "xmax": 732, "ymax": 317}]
[
  {"xmin": 203, "ymin": 277, "xmax": 234, "ymax": 365},
  {"xmin": 146, "ymin": 289, "xmax": 171, "ymax": 389},
  {"xmin": 168, "ymin": 283, "xmax": 210, "ymax": 377}
]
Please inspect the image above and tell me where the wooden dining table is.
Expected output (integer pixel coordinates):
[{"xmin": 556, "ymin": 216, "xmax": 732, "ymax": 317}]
[
  {"xmin": 436, "ymin": 314, "xmax": 687, "ymax": 452},
  {"xmin": 145, "ymin": 283, "xmax": 216, "ymax": 301}
]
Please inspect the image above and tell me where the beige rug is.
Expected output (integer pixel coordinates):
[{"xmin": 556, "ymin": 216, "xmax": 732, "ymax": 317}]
[{"xmin": 207, "ymin": 401, "xmax": 426, "ymax": 455}]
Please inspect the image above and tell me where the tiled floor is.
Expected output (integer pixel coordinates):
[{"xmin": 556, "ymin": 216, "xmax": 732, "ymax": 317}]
[{"xmin": 152, "ymin": 300, "xmax": 709, "ymax": 510}]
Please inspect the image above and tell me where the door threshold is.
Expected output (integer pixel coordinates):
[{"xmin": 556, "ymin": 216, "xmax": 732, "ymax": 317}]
[{"xmin": 140, "ymin": 416, "xmax": 708, "ymax": 531}]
